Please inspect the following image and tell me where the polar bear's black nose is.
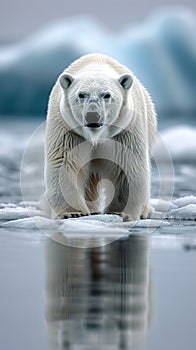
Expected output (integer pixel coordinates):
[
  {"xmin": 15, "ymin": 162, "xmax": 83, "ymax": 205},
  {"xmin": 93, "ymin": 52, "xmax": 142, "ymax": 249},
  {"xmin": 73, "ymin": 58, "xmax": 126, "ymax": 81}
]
[{"xmin": 85, "ymin": 112, "xmax": 103, "ymax": 128}]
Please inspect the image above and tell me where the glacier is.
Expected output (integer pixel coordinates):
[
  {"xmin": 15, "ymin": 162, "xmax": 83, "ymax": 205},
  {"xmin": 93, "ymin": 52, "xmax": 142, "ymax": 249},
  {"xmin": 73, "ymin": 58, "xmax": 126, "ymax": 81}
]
[{"xmin": 0, "ymin": 7, "xmax": 195, "ymax": 118}]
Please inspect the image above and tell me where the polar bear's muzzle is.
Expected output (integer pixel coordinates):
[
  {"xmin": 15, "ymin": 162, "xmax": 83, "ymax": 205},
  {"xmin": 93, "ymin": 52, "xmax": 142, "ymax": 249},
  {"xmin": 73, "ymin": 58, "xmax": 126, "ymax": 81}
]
[{"xmin": 84, "ymin": 112, "xmax": 103, "ymax": 128}]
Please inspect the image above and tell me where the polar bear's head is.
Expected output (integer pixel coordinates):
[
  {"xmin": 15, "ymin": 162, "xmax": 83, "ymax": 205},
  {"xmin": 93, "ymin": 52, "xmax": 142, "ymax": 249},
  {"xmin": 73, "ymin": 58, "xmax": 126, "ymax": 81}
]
[{"xmin": 59, "ymin": 71, "xmax": 133, "ymax": 140}]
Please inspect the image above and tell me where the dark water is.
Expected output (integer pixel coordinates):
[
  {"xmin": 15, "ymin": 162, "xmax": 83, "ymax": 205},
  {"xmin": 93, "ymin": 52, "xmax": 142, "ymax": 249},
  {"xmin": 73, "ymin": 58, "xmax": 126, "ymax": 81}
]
[
  {"xmin": 0, "ymin": 231, "xmax": 196, "ymax": 350},
  {"xmin": 0, "ymin": 120, "xmax": 196, "ymax": 349}
]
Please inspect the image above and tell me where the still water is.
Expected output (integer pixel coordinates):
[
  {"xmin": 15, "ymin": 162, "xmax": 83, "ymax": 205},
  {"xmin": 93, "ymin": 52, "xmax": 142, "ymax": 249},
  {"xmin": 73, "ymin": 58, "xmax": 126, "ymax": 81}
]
[{"xmin": 0, "ymin": 229, "xmax": 196, "ymax": 350}]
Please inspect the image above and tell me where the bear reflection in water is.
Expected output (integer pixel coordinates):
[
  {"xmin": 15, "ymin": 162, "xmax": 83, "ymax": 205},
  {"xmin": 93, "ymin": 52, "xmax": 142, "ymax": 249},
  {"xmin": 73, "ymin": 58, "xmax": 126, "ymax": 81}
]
[{"xmin": 45, "ymin": 235, "xmax": 152, "ymax": 350}]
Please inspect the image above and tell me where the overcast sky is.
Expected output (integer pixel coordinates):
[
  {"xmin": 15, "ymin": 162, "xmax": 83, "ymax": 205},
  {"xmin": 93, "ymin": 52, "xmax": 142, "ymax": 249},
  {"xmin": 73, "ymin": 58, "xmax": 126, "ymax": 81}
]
[{"xmin": 1, "ymin": 0, "xmax": 195, "ymax": 42}]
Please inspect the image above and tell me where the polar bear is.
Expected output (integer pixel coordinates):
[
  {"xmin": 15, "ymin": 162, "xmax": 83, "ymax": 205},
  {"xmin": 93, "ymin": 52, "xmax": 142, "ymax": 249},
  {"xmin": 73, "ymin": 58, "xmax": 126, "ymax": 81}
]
[{"xmin": 44, "ymin": 53, "xmax": 157, "ymax": 221}]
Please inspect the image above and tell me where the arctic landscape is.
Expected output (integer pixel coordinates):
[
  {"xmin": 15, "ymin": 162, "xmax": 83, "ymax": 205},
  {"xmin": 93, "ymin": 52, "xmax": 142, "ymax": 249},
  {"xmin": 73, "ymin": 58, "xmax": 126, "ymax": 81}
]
[
  {"xmin": 0, "ymin": 7, "xmax": 195, "ymax": 119},
  {"xmin": 0, "ymin": 113, "xmax": 195, "ymax": 247},
  {"xmin": 0, "ymin": 7, "xmax": 196, "ymax": 350},
  {"xmin": 0, "ymin": 9, "xmax": 196, "ymax": 240}
]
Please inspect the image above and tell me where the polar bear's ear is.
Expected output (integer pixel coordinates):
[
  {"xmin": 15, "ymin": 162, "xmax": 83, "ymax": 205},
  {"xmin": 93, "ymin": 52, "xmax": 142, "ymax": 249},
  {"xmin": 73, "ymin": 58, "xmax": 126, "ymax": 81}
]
[
  {"xmin": 59, "ymin": 73, "xmax": 74, "ymax": 89},
  {"xmin": 119, "ymin": 74, "xmax": 133, "ymax": 90}
]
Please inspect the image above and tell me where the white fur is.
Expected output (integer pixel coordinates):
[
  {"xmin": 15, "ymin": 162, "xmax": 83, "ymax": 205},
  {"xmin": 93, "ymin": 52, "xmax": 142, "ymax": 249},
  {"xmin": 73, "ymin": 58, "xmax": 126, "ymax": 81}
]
[{"xmin": 44, "ymin": 54, "xmax": 157, "ymax": 220}]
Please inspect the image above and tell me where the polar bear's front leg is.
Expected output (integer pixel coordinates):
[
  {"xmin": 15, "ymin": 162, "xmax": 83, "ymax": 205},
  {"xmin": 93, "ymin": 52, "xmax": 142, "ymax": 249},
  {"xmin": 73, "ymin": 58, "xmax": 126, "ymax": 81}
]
[
  {"xmin": 124, "ymin": 175, "xmax": 151, "ymax": 221},
  {"xmin": 44, "ymin": 164, "xmax": 90, "ymax": 219},
  {"xmin": 140, "ymin": 204, "xmax": 153, "ymax": 219},
  {"xmin": 104, "ymin": 167, "xmax": 150, "ymax": 221}
]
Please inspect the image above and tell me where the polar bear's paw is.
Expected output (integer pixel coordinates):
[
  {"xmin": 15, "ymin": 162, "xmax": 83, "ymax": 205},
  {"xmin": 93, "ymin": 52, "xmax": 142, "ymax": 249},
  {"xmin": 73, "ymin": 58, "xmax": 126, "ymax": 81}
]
[
  {"xmin": 61, "ymin": 212, "xmax": 90, "ymax": 219},
  {"xmin": 107, "ymin": 212, "xmax": 137, "ymax": 222},
  {"xmin": 140, "ymin": 206, "xmax": 153, "ymax": 219}
]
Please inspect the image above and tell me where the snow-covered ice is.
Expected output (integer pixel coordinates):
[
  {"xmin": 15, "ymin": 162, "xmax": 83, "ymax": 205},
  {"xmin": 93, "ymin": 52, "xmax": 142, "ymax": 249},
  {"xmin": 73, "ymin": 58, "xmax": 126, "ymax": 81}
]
[
  {"xmin": 60, "ymin": 218, "xmax": 128, "ymax": 235},
  {"xmin": 173, "ymin": 195, "xmax": 196, "ymax": 207},
  {"xmin": 151, "ymin": 196, "xmax": 196, "ymax": 220},
  {"xmin": 0, "ymin": 207, "xmax": 45, "ymax": 220},
  {"xmin": 150, "ymin": 198, "xmax": 177, "ymax": 211},
  {"xmin": 0, "ymin": 196, "xmax": 195, "ymax": 234},
  {"xmin": 167, "ymin": 204, "xmax": 196, "ymax": 220},
  {"xmin": 1, "ymin": 216, "xmax": 60, "ymax": 230}
]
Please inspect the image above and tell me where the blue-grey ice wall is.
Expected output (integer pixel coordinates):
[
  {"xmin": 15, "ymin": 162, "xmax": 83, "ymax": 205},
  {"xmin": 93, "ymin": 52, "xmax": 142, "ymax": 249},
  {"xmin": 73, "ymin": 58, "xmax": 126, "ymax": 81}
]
[{"xmin": 0, "ymin": 8, "xmax": 195, "ymax": 117}]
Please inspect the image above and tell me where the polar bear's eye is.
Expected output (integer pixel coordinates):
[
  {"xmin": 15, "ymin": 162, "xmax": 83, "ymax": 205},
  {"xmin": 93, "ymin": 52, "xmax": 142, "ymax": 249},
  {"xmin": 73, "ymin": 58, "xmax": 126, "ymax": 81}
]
[
  {"xmin": 78, "ymin": 93, "xmax": 86, "ymax": 99},
  {"xmin": 103, "ymin": 93, "xmax": 111, "ymax": 100}
]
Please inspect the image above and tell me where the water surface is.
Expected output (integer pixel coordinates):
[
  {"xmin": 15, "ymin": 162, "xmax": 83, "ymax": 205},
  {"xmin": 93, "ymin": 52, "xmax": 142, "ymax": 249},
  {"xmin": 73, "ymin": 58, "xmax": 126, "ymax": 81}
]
[{"xmin": 0, "ymin": 230, "xmax": 196, "ymax": 350}]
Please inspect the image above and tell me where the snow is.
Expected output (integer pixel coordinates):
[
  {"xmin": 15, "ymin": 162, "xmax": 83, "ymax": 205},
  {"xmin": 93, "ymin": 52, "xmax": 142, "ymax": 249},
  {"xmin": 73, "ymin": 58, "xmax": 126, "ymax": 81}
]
[{"xmin": 0, "ymin": 7, "xmax": 195, "ymax": 116}]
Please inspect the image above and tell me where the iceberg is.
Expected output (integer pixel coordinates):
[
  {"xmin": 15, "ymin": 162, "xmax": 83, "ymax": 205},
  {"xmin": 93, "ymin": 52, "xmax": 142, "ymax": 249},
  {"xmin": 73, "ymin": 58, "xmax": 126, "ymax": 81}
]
[
  {"xmin": 0, "ymin": 8, "xmax": 195, "ymax": 118},
  {"xmin": 119, "ymin": 8, "xmax": 196, "ymax": 115},
  {"xmin": 0, "ymin": 16, "xmax": 111, "ymax": 116}
]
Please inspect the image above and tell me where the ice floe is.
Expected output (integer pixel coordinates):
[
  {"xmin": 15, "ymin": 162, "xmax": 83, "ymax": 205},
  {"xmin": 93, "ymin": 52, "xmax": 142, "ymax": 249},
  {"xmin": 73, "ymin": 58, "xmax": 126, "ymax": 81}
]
[
  {"xmin": 1, "ymin": 216, "xmax": 60, "ymax": 230},
  {"xmin": 173, "ymin": 195, "xmax": 196, "ymax": 207},
  {"xmin": 0, "ymin": 196, "xmax": 195, "ymax": 234},
  {"xmin": 167, "ymin": 204, "xmax": 196, "ymax": 220},
  {"xmin": 150, "ymin": 198, "xmax": 177, "ymax": 211},
  {"xmin": 0, "ymin": 207, "xmax": 45, "ymax": 220}
]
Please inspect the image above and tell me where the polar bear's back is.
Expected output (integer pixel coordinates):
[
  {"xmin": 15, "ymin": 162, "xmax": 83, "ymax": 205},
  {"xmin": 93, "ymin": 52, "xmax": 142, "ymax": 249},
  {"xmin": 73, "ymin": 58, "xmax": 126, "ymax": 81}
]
[{"xmin": 64, "ymin": 53, "xmax": 131, "ymax": 77}]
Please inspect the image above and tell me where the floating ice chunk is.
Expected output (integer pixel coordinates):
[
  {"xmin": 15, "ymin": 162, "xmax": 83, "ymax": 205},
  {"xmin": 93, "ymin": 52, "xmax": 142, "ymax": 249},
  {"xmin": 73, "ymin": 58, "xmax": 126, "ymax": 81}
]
[
  {"xmin": 24, "ymin": 208, "xmax": 46, "ymax": 218},
  {"xmin": 1, "ymin": 216, "xmax": 60, "ymax": 230},
  {"xmin": 19, "ymin": 200, "xmax": 41, "ymax": 209},
  {"xmin": 167, "ymin": 204, "xmax": 196, "ymax": 220},
  {"xmin": 150, "ymin": 211, "xmax": 169, "ymax": 220},
  {"xmin": 0, "ymin": 207, "xmax": 31, "ymax": 220},
  {"xmin": 1, "ymin": 194, "xmax": 196, "ymax": 233},
  {"xmin": 0, "ymin": 207, "xmax": 45, "ymax": 220},
  {"xmin": 173, "ymin": 195, "xmax": 196, "ymax": 208},
  {"xmin": 0, "ymin": 202, "xmax": 17, "ymax": 208},
  {"xmin": 150, "ymin": 198, "xmax": 177, "ymax": 211},
  {"xmin": 1, "ymin": 214, "xmax": 127, "ymax": 234}
]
